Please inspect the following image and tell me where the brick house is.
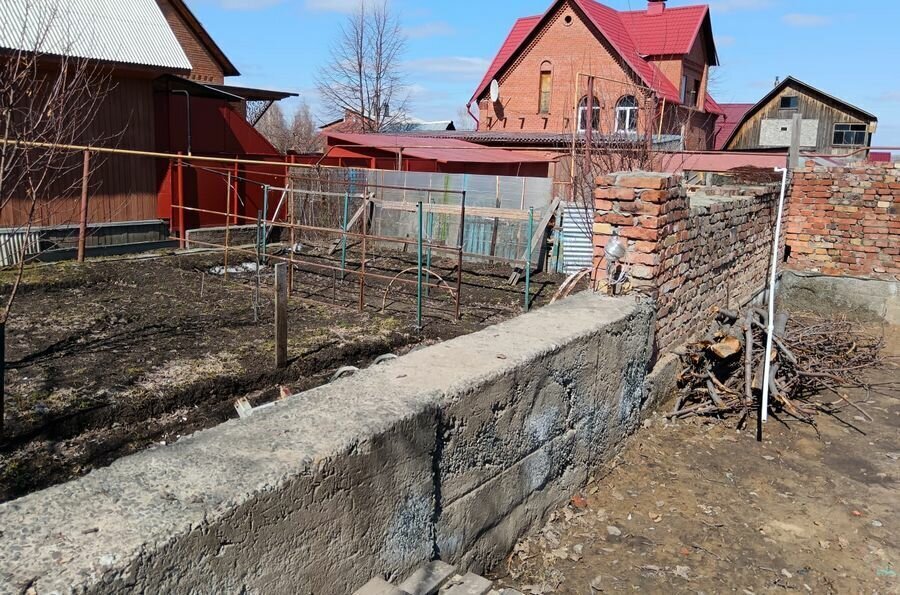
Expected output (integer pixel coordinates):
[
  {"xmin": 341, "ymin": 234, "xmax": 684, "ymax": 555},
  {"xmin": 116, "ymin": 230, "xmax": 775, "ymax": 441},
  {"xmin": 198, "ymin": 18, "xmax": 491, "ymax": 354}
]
[{"xmin": 468, "ymin": 0, "xmax": 723, "ymax": 151}]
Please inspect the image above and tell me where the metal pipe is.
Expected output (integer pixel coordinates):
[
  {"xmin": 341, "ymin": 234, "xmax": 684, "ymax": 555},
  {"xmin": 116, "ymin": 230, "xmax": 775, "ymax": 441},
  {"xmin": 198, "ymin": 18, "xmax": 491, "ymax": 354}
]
[
  {"xmin": 525, "ymin": 207, "xmax": 534, "ymax": 312},
  {"xmin": 359, "ymin": 199, "xmax": 368, "ymax": 312},
  {"xmin": 425, "ymin": 190, "xmax": 434, "ymax": 297},
  {"xmin": 172, "ymin": 89, "xmax": 192, "ymax": 156},
  {"xmin": 340, "ymin": 192, "xmax": 350, "ymax": 280},
  {"xmin": 77, "ymin": 149, "xmax": 90, "ymax": 262},
  {"xmin": 177, "ymin": 153, "xmax": 185, "ymax": 248},
  {"xmin": 262, "ymin": 185, "xmax": 269, "ymax": 264},
  {"xmin": 416, "ymin": 201, "xmax": 424, "ymax": 330},
  {"xmin": 760, "ymin": 167, "xmax": 790, "ymax": 430}
]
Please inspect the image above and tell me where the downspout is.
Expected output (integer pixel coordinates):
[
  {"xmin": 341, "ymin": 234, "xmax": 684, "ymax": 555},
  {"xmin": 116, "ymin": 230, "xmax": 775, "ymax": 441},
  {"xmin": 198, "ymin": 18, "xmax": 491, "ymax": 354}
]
[
  {"xmin": 466, "ymin": 101, "xmax": 480, "ymax": 129},
  {"xmin": 173, "ymin": 90, "xmax": 192, "ymax": 156}
]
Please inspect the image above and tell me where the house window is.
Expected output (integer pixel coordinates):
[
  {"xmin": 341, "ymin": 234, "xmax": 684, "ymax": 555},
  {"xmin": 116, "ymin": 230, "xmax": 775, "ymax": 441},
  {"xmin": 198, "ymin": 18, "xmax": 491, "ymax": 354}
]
[
  {"xmin": 577, "ymin": 96, "xmax": 600, "ymax": 131},
  {"xmin": 615, "ymin": 95, "xmax": 638, "ymax": 133},
  {"xmin": 538, "ymin": 62, "xmax": 552, "ymax": 114},
  {"xmin": 780, "ymin": 96, "xmax": 799, "ymax": 110},
  {"xmin": 833, "ymin": 123, "xmax": 868, "ymax": 146},
  {"xmin": 681, "ymin": 76, "xmax": 700, "ymax": 107}
]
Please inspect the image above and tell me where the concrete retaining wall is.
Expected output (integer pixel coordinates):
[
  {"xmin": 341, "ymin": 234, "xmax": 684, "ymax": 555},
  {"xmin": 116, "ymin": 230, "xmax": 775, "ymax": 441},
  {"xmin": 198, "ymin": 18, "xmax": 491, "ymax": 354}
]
[
  {"xmin": 0, "ymin": 293, "xmax": 653, "ymax": 594},
  {"xmin": 780, "ymin": 271, "xmax": 899, "ymax": 325}
]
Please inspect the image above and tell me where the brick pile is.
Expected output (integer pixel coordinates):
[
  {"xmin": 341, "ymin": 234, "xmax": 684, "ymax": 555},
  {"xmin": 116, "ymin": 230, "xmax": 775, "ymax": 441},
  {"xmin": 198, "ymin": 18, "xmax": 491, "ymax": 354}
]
[
  {"xmin": 593, "ymin": 172, "xmax": 780, "ymax": 351},
  {"xmin": 786, "ymin": 162, "xmax": 900, "ymax": 279}
]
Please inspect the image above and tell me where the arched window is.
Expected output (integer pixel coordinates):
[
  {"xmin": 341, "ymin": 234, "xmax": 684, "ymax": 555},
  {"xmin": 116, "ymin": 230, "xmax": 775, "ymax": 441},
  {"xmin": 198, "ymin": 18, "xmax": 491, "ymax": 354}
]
[
  {"xmin": 538, "ymin": 61, "xmax": 552, "ymax": 114},
  {"xmin": 577, "ymin": 96, "xmax": 600, "ymax": 132},
  {"xmin": 615, "ymin": 95, "xmax": 639, "ymax": 133}
]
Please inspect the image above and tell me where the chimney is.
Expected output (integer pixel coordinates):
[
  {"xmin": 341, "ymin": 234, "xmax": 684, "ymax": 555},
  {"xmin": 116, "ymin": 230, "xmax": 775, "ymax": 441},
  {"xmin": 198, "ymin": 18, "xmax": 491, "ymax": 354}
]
[{"xmin": 648, "ymin": 0, "xmax": 665, "ymax": 15}]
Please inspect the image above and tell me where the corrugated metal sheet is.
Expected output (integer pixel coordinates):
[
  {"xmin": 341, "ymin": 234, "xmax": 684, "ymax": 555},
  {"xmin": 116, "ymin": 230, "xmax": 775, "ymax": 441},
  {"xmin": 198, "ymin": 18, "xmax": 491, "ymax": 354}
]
[
  {"xmin": 560, "ymin": 206, "xmax": 593, "ymax": 274},
  {"xmin": 0, "ymin": 231, "xmax": 40, "ymax": 267},
  {"xmin": 0, "ymin": 0, "xmax": 192, "ymax": 71}
]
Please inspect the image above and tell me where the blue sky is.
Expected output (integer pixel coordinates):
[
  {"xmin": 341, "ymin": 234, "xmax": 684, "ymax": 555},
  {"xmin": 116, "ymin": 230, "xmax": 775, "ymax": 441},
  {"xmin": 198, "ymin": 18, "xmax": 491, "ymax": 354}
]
[{"xmin": 186, "ymin": 0, "xmax": 899, "ymax": 145}]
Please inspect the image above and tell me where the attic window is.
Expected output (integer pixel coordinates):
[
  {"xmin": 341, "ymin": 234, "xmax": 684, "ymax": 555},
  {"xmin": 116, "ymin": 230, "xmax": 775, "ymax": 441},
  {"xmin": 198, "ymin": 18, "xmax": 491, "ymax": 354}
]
[
  {"xmin": 833, "ymin": 123, "xmax": 868, "ymax": 146},
  {"xmin": 780, "ymin": 96, "xmax": 799, "ymax": 110},
  {"xmin": 564, "ymin": 15, "xmax": 573, "ymax": 26}
]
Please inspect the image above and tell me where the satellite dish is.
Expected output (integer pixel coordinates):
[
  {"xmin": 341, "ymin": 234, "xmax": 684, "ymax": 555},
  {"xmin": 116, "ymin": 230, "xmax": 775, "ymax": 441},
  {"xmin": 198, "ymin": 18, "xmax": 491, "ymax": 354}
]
[{"xmin": 489, "ymin": 79, "xmax": 500, "ymax": 103}]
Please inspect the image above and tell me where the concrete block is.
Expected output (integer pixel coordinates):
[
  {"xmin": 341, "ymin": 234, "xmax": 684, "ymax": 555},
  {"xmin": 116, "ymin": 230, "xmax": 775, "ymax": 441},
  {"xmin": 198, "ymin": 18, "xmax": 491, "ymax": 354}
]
[
  {"xmin": 444, "ymin": 573, "xmax": 493, "ymax": 595},
  {"xmin": 398, "ymin": 560, "xmax": 456, "ymax": 595},
  {"xmin": 354, "ymin": 577, "xmax": 409, "ymax": 595}
]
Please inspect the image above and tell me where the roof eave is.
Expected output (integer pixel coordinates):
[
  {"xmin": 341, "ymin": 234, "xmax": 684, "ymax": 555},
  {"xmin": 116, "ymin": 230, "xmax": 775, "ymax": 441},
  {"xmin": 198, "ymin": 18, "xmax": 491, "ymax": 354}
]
[{"xmin": 169, "ymin": 0, "xmax": 240, "ymax": 77}]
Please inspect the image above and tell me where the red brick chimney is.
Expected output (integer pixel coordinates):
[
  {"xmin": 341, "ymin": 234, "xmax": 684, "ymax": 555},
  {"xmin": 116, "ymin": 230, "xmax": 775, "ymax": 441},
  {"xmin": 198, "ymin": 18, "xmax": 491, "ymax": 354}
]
[{"xmin": 648, "ymin": 0, "xmax": 666, "ymax": 15}]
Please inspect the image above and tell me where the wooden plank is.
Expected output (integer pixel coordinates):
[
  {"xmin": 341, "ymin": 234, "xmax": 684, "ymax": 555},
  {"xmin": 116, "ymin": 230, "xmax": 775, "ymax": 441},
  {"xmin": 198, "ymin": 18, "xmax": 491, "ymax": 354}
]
[
  {"xmin": 372, "ymin": 199, "xmax": 535, "ymax": 222},
  {"xmin": 274, "ymin": 263, "xmax": 288, "ymax": 369},
  {"xmin": 507, "ymin": 197, "xmax": 561, "ymax": 285},
  {"xmin": 327, "ymin": 200, "xmax": 367, "ymax": 255}
]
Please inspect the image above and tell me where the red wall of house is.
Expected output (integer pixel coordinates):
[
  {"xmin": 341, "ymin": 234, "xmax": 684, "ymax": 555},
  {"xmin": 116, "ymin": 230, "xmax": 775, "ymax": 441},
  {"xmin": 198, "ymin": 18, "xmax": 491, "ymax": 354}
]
[{"xmin": 154, "ymin": 93, "xmax": 287, "ymax": 232}]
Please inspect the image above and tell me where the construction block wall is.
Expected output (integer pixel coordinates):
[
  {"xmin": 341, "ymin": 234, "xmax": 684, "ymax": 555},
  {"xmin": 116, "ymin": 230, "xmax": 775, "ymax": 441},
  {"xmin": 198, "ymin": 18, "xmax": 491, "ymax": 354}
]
[
  {"xmin": 593, "ymin": 172, "xmax": 781, "ymax": 351},
  {"xmin": 786, "ymin": 162, "xmax": 900, "ymax": 279}
]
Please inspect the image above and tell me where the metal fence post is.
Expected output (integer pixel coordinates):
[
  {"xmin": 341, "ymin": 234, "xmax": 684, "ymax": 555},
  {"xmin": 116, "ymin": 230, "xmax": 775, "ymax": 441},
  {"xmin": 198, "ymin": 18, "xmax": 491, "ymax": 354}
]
[
  {"xmin": 525, "ymin": 207, "xmax": 534, "ymax": 312},
  {"xmin": 262, "ymin": 185, "xmax": 269, "ymax": 264},
  {"xmin": 77, "ymin": 150, "xmax": 91, "ymax": 262},
  {"xmin": 275, "ymin": 263, "xmax": 288, "ymax": 369},
  {"xmin": 417, "ymin": 201, "xmax": 424, "ymax": 330},
  {"xmin": 340, "ymin": 192, "xmax": 350, "ymax": 280}
]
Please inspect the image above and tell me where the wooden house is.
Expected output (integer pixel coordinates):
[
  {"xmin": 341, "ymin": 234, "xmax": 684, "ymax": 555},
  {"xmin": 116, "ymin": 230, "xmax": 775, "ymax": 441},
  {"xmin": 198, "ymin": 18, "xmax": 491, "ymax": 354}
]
[
  {"xmin": 0, "ymin": 0, "xmax": 295, "ymax": 253},
  {"xmin": 714, "ymin": 76, "xmax": 878, "ymax": 156}
]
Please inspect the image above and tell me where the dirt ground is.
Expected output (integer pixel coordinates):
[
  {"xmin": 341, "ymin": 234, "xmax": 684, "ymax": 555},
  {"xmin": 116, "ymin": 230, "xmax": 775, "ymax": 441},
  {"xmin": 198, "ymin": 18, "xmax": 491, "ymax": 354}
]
[
  {"xmin": 0, "ymin": 246, "xmax": 561, "ymax": 502},
  {"xmin": 491, "ymin": 328, "xmax": 899, "ymax": 594}
]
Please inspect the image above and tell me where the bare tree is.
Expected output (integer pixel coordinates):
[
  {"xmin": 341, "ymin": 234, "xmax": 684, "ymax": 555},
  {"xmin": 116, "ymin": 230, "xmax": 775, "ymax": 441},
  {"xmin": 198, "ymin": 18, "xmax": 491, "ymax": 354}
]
[
  {"xmin": 288, "ymin": 101, "xmax": 323, "ymax": 153},
  {"xmin": 0, "ymin": 2, "xmax": 112, "ymax": 433},
  {"xmin": 455, "ymin": 106, "xmax": 477, "ymax": 131},
  {"xmin": 316, "ymin": 0, "xmax": 409, "ymax": 133},
  {"xmin": 255, "ymin": 102, "xmax": 290, "ymax": 152}
]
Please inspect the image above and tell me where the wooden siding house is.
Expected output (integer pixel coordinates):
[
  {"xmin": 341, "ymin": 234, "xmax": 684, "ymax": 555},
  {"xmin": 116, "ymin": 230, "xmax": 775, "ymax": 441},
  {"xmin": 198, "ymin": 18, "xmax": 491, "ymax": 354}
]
[
  {"xmin": 715, "ymin": 76, "xmax": 878, "ymax": 156},
  {"xmin": 0, "ymin": 0, "xmax": 295, "ymax": 250}
]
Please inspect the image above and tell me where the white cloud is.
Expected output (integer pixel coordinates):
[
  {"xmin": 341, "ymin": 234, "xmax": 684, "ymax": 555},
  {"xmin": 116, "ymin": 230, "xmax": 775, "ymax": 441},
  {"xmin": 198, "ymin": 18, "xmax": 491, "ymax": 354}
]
[
  {"xmin": 782, "ymin": 13, "xmax": 832, "ymax": 27},
  {"xmin": 404, "ymin": 56, "xmax": 490, "ymax": 78},
  {"xmin": 717, "ymin": 35, "xmax": 736, "ymax": 47},
  {"xmin": 707, "ymin": 0, "xmax": 774, "ymax": 13},
  {"xmin": 190, "ymin": 0, "xmax": 283, "ymax": 10},
  {"xmin": 404, "ymin": 21, "xmax": 455, "ymax": 39},
  {"xmin": 874, "ymin": 91, "xmax": 900, "ymax": 103},
  {"xmin": 304, "ymin": 0, "xmax": 373, "ymax": 13}
]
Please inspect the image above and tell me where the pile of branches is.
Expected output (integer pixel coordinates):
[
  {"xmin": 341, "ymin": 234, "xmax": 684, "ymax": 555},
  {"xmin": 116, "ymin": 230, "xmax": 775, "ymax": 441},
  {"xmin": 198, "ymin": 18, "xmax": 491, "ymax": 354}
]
[{"xmin": 671, "ymin": 308, "xmax": 883, "ymax": 426}]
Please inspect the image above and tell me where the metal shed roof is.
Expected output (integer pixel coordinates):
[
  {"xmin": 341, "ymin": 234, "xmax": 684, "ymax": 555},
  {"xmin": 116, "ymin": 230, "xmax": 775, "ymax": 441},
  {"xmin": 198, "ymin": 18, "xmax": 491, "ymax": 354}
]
[
  {"xmin": 0, "ymin": 0, "xmax": 192, "ymax": 72},
  {"xmin": 325, "ymin": 133, "xmax": 555, "ymax": 165}
]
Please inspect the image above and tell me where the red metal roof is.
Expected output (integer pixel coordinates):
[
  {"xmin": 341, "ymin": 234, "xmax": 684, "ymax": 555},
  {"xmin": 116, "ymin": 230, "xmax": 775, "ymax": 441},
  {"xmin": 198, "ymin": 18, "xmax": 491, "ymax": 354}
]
[
  {"xmin": 713, "ymin": 103, "xmax": 754, "ymax": 150},
  {"xmin": 324, "ymin": 133, "xmax": 554, "ymax": 164},
  {"xmin": 620, "ymin": 5, "xmax": 710, "ymax": 56},
  {"xmin": 659, "ymin": 151, "xmax": 787, "ymax": 173},
  {"xmin": 471, "ymin": 0, "xmax": 716, "ymax": 108}
]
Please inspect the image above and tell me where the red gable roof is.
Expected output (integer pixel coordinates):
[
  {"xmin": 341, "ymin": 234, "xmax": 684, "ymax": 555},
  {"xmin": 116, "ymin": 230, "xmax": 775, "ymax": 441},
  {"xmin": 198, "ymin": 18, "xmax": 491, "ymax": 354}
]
[
  {"xmin": 620, "ymin": 5, "xmax": 712, "ymax": 57},
  {"xmin": 713, "ymin": 103, "xmax": 754, "ymax": 150},
  {"xmin": 471, "ymin": 0, "xmax": 717, "ymax": 110}
]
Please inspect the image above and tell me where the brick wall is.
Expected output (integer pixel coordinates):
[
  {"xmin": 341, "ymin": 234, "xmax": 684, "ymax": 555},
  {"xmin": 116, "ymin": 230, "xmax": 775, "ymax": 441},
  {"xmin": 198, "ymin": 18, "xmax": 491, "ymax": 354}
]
[
  {"xmin": 475, "ymin": 0, "xmax": 717, "ymax": 150},
  {"xmin": 156, "ymin": 0, "xmax": 226, "ymax": 84},
  {"xmin": 593, "ymin": 173, "xmax": 781, "ymax": 351},
  {"xmin": 786, "ymin": 162, "xmax": 900, "ymax": 279}
]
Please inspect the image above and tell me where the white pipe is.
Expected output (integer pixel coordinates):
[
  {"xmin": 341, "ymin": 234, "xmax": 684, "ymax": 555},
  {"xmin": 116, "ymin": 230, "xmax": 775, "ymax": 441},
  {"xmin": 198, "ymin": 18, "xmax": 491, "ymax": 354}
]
[{"xmin": 760, "ymin": 167, "xmax": 789, "ymax": 422}]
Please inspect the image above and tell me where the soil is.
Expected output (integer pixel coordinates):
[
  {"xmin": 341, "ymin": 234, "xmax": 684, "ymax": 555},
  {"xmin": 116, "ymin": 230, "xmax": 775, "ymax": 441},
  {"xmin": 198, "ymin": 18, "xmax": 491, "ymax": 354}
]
[
  {"xmin": 0, "ymin": 246, "xmax": 562, "ymax": 502},
  {"xmin": 491, "ymin": 327, "xmax": 899, "ymax": 594}
]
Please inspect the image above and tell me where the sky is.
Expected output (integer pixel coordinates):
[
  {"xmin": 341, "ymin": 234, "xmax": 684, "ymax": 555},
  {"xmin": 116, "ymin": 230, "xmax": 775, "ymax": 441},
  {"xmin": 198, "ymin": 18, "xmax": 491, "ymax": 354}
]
[{"xmin": 186, "ymin": 0, "xmax": 900, "ymax": 146}]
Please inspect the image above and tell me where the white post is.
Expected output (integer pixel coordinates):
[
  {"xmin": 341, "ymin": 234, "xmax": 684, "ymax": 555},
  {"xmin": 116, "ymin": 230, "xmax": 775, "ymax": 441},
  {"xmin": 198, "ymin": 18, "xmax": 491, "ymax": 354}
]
[{"xmin": 760, "ymin": 167, "xmax": 790, "ymax": 423}]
